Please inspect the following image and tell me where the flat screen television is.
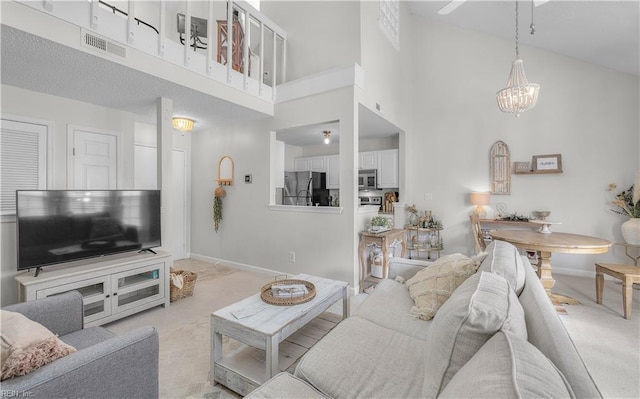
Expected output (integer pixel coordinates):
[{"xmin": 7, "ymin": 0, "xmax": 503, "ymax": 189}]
[{"xmin": 16, "ymin": 190, "xmax": 161, "ymax": 276}]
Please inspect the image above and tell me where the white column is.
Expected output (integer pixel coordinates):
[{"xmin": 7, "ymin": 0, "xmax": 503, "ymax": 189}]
[{"xmin": 157, "ymin": 97, "xmax": 174, "ymax": 257}]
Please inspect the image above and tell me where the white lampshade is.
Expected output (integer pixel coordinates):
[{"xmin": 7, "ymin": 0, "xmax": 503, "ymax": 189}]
[
  {"xmin": 469, "ymin": 192, "xmax": 491, "ymax": 206},
  {"xmin": 470, "ymin": 192, "xmax": 491, "ymax": 219}
]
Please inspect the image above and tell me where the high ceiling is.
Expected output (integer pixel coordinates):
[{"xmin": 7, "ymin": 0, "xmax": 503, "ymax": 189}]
[{"xmin": 407, "ymin": 0, "xmax": 639, "ymax": 77}]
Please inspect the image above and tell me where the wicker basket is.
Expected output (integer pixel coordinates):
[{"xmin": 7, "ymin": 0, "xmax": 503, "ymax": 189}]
[
  {"xmin": 260, "ymin": 279, "xmax": 316, "ymax": 306},
  {"xmin": 169, "ymin": 268, "xmax": 198, "ymax": 302}
]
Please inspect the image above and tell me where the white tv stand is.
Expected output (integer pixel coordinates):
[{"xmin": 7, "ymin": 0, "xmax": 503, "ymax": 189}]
[{"xmin": 15, "ymin": 250, "xmax": 171, "ymax": 327}]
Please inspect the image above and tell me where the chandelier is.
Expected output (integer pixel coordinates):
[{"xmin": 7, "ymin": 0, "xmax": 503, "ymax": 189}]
[
  {"xmin": 323, "ymin": 130, "xmax": 331, "ymax": 144},
  {"xmin": 496, "ymin": 0, "xmax": 540, "ymax": 116}
]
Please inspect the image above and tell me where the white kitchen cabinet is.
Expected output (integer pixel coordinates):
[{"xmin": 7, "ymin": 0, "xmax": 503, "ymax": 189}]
[
  {"xmin": 309, "ymin": 156, "xmax": 326, "ymax": 172},
  {"xmin": 294, "ymin": 156, "xmax": 326, "ymax": 172},
  {"xmin": 377, "ymin": 149, "xmax": 399, "ymax": 188},
  {"xmin": 359, "ymin": 152, "xmax": 378, "ymax": 170},
  {"xmin": 326, "ymin": 155, "xmax": 340, "ymax": 189},
  {"xmin": 294, "ymin": 157, "xmax": 310, "ymax": 171}
]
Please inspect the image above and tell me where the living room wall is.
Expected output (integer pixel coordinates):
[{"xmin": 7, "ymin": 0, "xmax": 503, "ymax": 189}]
[
  {"xmin": 403, "ymin": 17, "xmax": 639, "ymax": 275},
  {"xmin": 0, "ymin": 85, "xmax": 137, "ymax": 305},
  {"xmin": 189, "ymin": 87, "xmax": 361, "ymax": 287}
]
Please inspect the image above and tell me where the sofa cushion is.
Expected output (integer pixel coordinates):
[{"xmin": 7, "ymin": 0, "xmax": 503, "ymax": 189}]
[
  {"xmin": 478, "ymin": 240, "xmax": 527, "ymax": 295},
  {"xmin": 422, "ymin": 271, "xmax": 527, "ymax": 397},
  {"xmin": 1, "ymin": 310, "xmax": 76, "ymax": 381},
  {"xmin": 439, "ymin": 331, "xmax": 576, "ymax": 399},
  {"xmin": 59, "ymin": 327, "xmax": 116, "ymax": 351},
  {"xmin": 352, "ymin": 279, "xmax": 431, "ymax": 340},
  {"xmin": 245, "ymin": 372, "xmax": 330, "ymax": 399},
  {"xmin": 518, "ymin": 262, "xmax": 602, "ymax": 398},
  {"xmin": 404, "ymin": 253, "xmax": 480, "ymax": 320},
  {"xmin": 294, "ymin": 316, "xmax": 426, "ymax": 398}
]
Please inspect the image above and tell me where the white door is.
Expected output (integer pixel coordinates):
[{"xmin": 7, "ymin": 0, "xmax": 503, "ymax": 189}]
[
  {"xmin": 69, "ymin": 128, "xmax": 118, "ymax": 189},
  {"xmin": 172, "ymin": 150, "xmax": 187, "ymax": 260}
]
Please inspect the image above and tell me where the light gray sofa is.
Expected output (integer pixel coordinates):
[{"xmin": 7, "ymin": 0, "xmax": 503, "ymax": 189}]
[
  {"xmin": 1, "ymin": 291, "xmax": 159, "ymax": 399},
  {"xmin": 246, "ymin": 240, "xmax": 601, "ymax": 399}
]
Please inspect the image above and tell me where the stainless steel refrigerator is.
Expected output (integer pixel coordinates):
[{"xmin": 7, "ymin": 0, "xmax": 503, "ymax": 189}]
[{"xmin": 283, "ymin": 171, "xmax": 330, "ymax": 206}]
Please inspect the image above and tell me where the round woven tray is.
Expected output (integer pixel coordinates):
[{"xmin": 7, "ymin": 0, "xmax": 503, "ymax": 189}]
[{"xmin": 260, "ymin": 279, "xmax": 316, "ymax": 306}]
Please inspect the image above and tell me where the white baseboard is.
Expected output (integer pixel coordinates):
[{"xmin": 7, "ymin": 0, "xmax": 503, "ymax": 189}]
[{"xmin": 188, "ymin": 252, "xmax": 360, "ymax": 297}]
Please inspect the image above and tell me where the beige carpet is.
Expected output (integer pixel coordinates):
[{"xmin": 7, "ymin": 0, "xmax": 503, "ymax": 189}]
[{"xmin": 105, "ymin": 259, "xmax": 640, "ymax": 399}]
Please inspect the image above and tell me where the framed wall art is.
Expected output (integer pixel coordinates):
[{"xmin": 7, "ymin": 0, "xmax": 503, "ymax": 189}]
[{"xmin": 532, "ymin": 154, "xmax": 562, "ymax": 173}]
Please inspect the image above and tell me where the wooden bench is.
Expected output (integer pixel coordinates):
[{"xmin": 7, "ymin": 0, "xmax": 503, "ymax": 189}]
[{"xmin": 595, "ymin": 263, "xmax": 640, "ymax": 319}]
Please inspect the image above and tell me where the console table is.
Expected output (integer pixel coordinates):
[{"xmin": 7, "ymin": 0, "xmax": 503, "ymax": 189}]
[
  {"xmin": 359, "ymin": 229, "xmax": 406, "ymax": 292},
  {"xmin": 15, "ymin": 251, "xmax": 171, "ymax": 327}
]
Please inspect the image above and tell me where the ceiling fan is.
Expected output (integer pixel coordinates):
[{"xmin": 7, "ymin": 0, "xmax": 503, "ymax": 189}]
[{"xmin": 437, "ymin": 0, "xmax": 550, "ymax": 15}]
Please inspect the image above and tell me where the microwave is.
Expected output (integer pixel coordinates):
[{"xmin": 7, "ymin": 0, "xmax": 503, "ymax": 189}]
[{"xmin": 358, "ymin": 169, "xmax": 377, "ymax": 189}]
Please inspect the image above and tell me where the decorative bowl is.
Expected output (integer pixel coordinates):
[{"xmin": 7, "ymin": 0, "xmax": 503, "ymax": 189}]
[{"xmin": 532, "ymin": 210, "xmax": 551, "ymax": 220}]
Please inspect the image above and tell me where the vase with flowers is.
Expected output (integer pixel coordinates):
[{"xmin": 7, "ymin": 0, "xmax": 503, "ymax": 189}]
[{"xmin": 608, "ymin": 174, "xmax": 640, "ymax": 244}]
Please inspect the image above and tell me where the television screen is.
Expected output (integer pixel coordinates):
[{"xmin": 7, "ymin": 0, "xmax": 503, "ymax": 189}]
[{"xmin": 16, "ymin": 190, "xmax": 161, "ymax": 272}]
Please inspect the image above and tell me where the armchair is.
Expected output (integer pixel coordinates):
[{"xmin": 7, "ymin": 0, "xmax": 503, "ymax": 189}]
[{"xmin": 1, "ymin": 291, "xmax": 159, "ymax": 399}]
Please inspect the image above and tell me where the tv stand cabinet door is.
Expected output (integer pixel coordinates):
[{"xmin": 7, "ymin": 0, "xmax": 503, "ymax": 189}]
[
  {"xmin": 36, "ymin": 275, "xmax": 112, "ymax": 325},
  {"xmin": 110, "ymin": 263, "xmax": 165, "ymax": 315}
]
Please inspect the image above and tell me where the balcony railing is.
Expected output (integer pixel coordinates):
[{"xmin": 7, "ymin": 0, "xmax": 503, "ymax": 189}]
[{"xmin": 19, "ymin": 0, "xmax": 287, "ymax": 102}]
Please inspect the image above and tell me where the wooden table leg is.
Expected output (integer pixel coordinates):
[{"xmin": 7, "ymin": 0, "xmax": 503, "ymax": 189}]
[
  {"xmin": 210, "ymin": 316, "xmax": 222, "ymax": 386},
  {"xmin": 359, "ymin": 237, "xmax": 367, "ymax": 293},
  {"xmin": 266, "ymin": 334, "xmax": 279, "ymax": 380},
  {"xmin": 595, "ymin": 267, "xmax": 604, "ymax": 305},
  {"xmin": 536, "ymin": 250, "xmax": 578, "ymax": 313},
  {"xmin": 623, "ymin": 277, "xmax": 632, "ymax": 319}
]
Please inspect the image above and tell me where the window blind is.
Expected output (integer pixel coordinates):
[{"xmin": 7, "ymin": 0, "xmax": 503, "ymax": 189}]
[{"xmin": 0, "ymin": 120, "xmax": 48, "ymax": 216}]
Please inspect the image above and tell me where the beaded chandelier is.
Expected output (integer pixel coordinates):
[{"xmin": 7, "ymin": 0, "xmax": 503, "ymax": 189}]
[{"xmin": 496, "ymin": 0, "xmax": 540, "ymax": 116}]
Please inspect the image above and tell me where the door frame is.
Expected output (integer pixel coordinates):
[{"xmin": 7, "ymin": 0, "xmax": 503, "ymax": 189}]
[{"xmin": 67, "ymin": 124, "xmax": 122, "ymax": 189}]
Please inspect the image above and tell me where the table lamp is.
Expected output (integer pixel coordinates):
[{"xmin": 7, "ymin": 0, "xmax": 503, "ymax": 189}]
[{"xmin": 470, "ymin": 192, "xmax": 491, "ymax": 219}]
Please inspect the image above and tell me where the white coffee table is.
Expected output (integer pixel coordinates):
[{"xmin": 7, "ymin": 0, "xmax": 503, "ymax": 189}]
[{"xmin": 210, "ymin": 274, "xmax": 349, "ymax": 395}]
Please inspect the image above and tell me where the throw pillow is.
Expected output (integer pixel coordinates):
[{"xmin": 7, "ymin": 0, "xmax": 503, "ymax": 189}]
[
  {"xmin": 422, "ymin": 271, "xmax": 527, "ymax": 397},
  {"xmin": 439, "ymin": 331, "xmax": 576, "ymax": 399},
  {"xmin": 404, "ymin": 253, "xmax": 480, "ymax": 320},
  {"xmin": 478, "ymin": 240, "xmax": 527, "ymax": 295},
  {"xmin": 0, "ymin": 310, "xmax": 76, "ymax": 381}
]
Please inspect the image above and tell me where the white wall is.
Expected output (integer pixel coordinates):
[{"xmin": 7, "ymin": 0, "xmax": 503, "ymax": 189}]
[
  {"xmin": 262, "ymin": 1, "xmax": 361, "ymax": 81},
  {"xmin": 0, "ymin": 85, "xmax": 137, "ymax": 305},
  {"xmin": 404, "ymin": 17, "xmax": 639, "ymax": 275},
  {"xmin": 190, "ymin": 87, "xmax": 361, "ymax": 288}
]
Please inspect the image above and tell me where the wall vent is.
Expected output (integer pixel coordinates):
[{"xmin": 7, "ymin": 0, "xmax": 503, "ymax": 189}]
[{"xmin": 81, "ymin": 29, "xmax": 127, "ymax": 59}]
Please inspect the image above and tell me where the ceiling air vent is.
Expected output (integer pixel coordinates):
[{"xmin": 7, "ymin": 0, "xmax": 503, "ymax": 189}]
[{"xmin": 81, "ymin": 29, "xmax": 127, "ymax": 60}]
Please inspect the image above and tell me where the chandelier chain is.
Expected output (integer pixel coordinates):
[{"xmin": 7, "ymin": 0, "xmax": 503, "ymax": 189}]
[{"xmin": 515, "ymin": 0, "xmax": 519, "ymax": 58}]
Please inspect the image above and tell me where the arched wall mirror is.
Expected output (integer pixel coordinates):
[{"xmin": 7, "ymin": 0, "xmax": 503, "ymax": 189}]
[{"xmin": 217, "ymin": 155, "xmax": 234, "ymax": 186}]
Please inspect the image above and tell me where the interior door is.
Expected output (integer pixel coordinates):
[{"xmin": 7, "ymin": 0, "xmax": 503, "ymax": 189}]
[{"xmin": 69, "ymin": 128, "xmax": 117, "ymax": 189}]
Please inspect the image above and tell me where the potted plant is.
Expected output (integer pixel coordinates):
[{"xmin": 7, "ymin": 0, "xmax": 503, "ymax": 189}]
[
  {"xmin": 608, "ymin": 175, "xmax": 640, "ymax": 244},
  {"xmin": 370, "ymin": 216, "xmax": 390, "ymax": 233}
]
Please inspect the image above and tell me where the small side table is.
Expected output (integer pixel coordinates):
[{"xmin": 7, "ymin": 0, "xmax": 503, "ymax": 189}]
[
  {"xmin": 616, "ymin": 242, "xmax": 640, "ymax": 266},
  {"xmin": 595, "ymin": 263, "xmax": 640, "ymax": 319},
  {"xmin": 359, "ymin": 229, "xmax": 406, "ymax": 293}
]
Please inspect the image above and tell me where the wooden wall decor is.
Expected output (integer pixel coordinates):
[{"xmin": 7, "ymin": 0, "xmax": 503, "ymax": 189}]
[
  {"xmin": 217, "ymin": 155, "xmax": 234, "ymax": 186},
  {"xmin": 490, "ymin": 141, "xmax": 511, "ymax": 195}
]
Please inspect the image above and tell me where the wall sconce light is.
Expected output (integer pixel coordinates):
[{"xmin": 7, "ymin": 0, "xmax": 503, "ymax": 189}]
[
  {"xmin": 172, "ymin": 117, "xmax": 194, "ymax": 133},
  {"xmin": 323, "ymin": 130, "xmax": 331, "ymax": 144},
  {"xmin": 469, "ymin": 192, "xmax": 491, "ymax": 219}
]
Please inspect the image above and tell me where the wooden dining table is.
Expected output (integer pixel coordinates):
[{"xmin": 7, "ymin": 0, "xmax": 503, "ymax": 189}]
[{"xmin": 489, "ymin": 230, "xmax": 612, "ymax": 313}]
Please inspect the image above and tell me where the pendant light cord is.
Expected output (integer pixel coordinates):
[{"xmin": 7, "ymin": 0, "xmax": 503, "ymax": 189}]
[
  {"xmin": 530, "ymin": 0, "xmax": 536, "ymax": 34},
  {"xmin": 515, "ymin": 0, "xmax": 520, "ymax": 58}
]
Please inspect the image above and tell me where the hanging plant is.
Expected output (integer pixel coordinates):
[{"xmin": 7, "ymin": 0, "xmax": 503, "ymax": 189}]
[{"xmin": 213, "ymin": 186, "xmax": 226, "ymax": 232}]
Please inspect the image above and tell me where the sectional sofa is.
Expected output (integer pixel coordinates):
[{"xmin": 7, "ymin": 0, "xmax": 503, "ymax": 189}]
[{"xmin": 246, "ymin": 240, "xmax": 601, "ymax": 398}]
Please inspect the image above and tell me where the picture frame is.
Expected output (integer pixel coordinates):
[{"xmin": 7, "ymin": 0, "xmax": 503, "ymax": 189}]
[
  {"xmin": 532, "ymin": 154, "xmax": 562, "ymax": 173},
  {"xmin": 513, "ymin": 161, "xmax": 531, "ymax": 173}
]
